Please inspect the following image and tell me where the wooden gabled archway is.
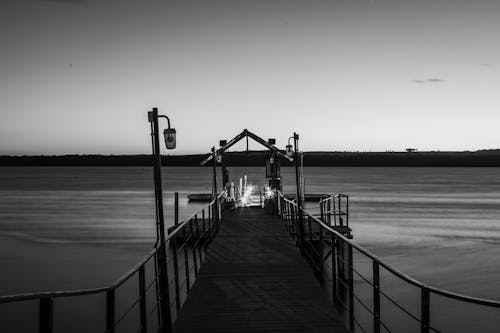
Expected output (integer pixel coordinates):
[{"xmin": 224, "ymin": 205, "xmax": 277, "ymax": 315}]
[
  {"xmin": 200, "ymin": 129, "xmax": 294, "ymax": 191},
  {"xmin": 200, "ymin": 129, "xmax": 293, "ymax": 166}
]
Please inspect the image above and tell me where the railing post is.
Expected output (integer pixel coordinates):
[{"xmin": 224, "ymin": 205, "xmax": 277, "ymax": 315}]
[
  {"xmin": 195, "ymin": 214, "xmax": 202, "ymax": 263},
  {"xmin": 346, "ymin": 195, "xmax": 349, "ymax": 228},
  {"xmin": 348, "ymin": 243, "xmax": 354, "ymax": 332},
  {"xmin": 328, "ymin": 199, "xmax": 332, "ymax": 226},
  {"xmin": 320, "ymin": 200, "xmax": 324, "ymax": 222},
  {"xmin": 171, "ymin": 237, "xmax": 181, "ymax": 312},
  {"xmin": 218, "ymin": 196, "xmax": 222, "ymax": 222},
  {"xmin": 202, "ymin": 209, "xmax": 206, "ymax": 233},
  {"xmin": 190, "ymin": 219, "xmax": 198, "ymax": 277},
  {"xmin": 208, "ymin": 205, "xmax": 212, "ymax": 238},
  {"xmin": 174, "ymin": 192, "xmax": 179, "ymax": 225},
  {"xmin": 373, "ymin": 261, "xmax": 381, "ymax": 333},
  {"xmin": 276, "ymin": 193, "xmax": 281, "ymax": 216},
  {"xmin": 202, "ymin": 209, "xmax": 207, "ymax": 250},
  {"xmin": 331, "ymin": 232, "xmax": 337, "ymax": 304},
  {"xmin": 318, "ymin": 222, "xmax": 324, "ymax": 286},
  {"xmin": 39, "ymin": 297, "xmax": 53, "ymax": 333},
  {"xmin": 421, "ymin": 287, "xmax": 430, "ymax": 333},
  {"xmin": 183, "ymin": 227, "xmax": 190, "ymax": 293},
  {"xmin": 284, "ymin": 202, "xmax": 288, "ymax": 227},
  {"xmin": 105, "ymin": 289, "xmax": 115, "ymax": 333},
  {"xmin": 308, "ymin": 215, "xmax": 313, "ymax": 243},
  {"xmin": 139, "ymin": 265, "xmax": 148, "ymax": 333}
]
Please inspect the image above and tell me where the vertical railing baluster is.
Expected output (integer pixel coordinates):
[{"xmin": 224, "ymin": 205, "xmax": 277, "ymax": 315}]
[
  {"xmin": 183, "ymin": 226, "xmax": 190, "ymax": 292},
  {"xmin": 106, "ymin": 289, "xmax": 115, "ymax": 333},
  {"xmin": 286, "ymin": 201, "xmax": 289, "ymax": 225},
  {"xmin": 373, "ymin": 261, "xmax": 381, "ymax": 333},
  {"xmin": 190, "ymin": 219, "xmax": 198, "ymax": 278},
  {"xmin": 284, "ymin": 202, "xmax": 287, "ymax": 226},
  {"xmin": 218, "ymin": 197, "xmax": 222, "ymax": 221},
  {"xmin": 139, "ymin": 265, "xmax": 148, "ymax": 333},
  {"xmin": 277, "ymin": 194, "xmax": 281, "ymax": 216},
  {"xmin": 331, "ymin": 232, "xmax": 337, "ymax": 304},
  {"xmin": 319, "ymin": 223, "xmax": 324, "ymax": 285},
  {"xmin": 174, "ymin": 192, "xmax": 179, "ymax": 226},
  {"xmin": 320, "ymin": 200, "xmax": 324, "ymax": 222},
  {"xmin": 202, "ymin": 209, "xmax": 207, "ymax": 250},
  {"xmin": 327, "ymin": 199, "xmax": 331, "ymax": 226},
  {"xmin": 202, "ymin": 209, "xmax": 206, "ymax": 235},
  {"xmin": 208, "ymin": 204, "xmax": 212, "ymax": 239},
  {"xmin": 281, "ymin": 201, "xmax": 285, "ymax": 223},
  {"xmin": 346, "ymin": 195, "xmax": 349, "ymax": 228},
  {"xmin": 171, "ymin": 236, "xmax": 181, "ymax": 312},
  {"xmin": 421, "ymin": 287, "xmax": 430, "ymax": 333},
  {"xmin": 308, "ymin": 215, "xmax": 313, "ymax": 243},
  {"xmin": 348, "ymin": 243, "xmax": 354, "ymax": 332},
  {"xmin": 195, "ymin": 214, "xmax": 202, "ymax": 264},
  {"xmin": 39, "ymin": 297, "xmax": 53, "ymax": 333}
]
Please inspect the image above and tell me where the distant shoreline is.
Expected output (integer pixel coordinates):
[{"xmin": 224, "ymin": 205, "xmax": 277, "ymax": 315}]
[{"xmin": 2, "ymin": 150, "xmax": 500, "ymax": 167}]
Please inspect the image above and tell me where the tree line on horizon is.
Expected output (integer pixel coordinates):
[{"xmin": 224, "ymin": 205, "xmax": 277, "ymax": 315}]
[{"xmin": 2, "ymin": 150, "xmax": 500, "ymax": 166}]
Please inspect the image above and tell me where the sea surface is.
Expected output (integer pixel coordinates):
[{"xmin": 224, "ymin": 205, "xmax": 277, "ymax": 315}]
[{"xmin": 1, "ymin": 166, "xmax": 500, "ymax": 332}]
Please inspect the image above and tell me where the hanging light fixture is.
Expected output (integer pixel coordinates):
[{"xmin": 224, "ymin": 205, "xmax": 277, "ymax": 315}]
[
  {"xmin": 286, "ymin": 136, "xmax": 294, "ymax": 157},
  {"xmin": 163, "ymin": 128, "xmax": 176, "ymax": 149}
]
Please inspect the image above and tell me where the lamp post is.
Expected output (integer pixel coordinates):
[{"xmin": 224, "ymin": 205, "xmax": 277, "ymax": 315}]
[
  {"xmin": 268, "ymin": 138, "xmax": 277, "ymax": 190},
  {"xmin": 148, "ymin": 107, "xmax": 175, "ymax": 333},
  {"xmin": 292, "ymin": 132, "xmax": 305, "ymax": 254},
  {"xmin": 219, "ymin": 140, "xmax": 228, "ymax": 189},
  {"xmin": 211, "ymin": 147, "xmax": 220, "ymax": 223}
]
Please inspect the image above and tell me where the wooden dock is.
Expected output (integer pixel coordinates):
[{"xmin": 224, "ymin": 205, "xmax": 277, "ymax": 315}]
[{"xmin": 173, "ymin": 207, "xmax": 347, "ymax": 333}]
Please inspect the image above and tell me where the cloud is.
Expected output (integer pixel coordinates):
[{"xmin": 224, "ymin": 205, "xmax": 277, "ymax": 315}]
[
  {"xmin": 412, "ymin": 78, "xmax": 445, "ymax": 84},
  {"xmin": 35, "ymin": 0, "xmax": 88, "ymax": 4}
]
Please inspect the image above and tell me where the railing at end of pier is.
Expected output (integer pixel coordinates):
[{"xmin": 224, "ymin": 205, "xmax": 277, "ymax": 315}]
[
  {"xmin": 273, "ymin": 192, "xmax": 500, "ymax": 333},
  {"xmin": 0, "ymin": 191, "xmax": 234, "ymax": 333}
]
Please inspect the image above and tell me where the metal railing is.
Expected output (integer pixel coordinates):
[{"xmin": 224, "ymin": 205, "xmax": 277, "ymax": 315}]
[
  {"xmin": 276, "ymin": 192, "xmax": 500, "ymax": 333},
  {"xmin": 0, "ymin": 191, "xmax": 233, "ymax": 333},
  {"xmin": 319, "ymin": 194, "xmax": 349, "ymax": 228}
]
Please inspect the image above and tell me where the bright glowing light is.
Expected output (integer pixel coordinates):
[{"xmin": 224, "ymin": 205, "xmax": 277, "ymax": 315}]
[{"xmin": 238, "ymin": 183, "xmax": 260, "ymax": 207}]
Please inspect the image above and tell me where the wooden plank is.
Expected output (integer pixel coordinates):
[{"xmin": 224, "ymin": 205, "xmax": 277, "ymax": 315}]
[{"xmin": 173, "ymin": 207, "xmax": 348, "ymax": 333}]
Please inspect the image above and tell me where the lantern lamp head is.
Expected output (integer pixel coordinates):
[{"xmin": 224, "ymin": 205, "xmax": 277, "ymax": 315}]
[
  {"xmin": 163, "ymin": 128, "xmax": 176, "ymax": 149},
  {"xmin": 285, "ymin": 144, "xmax": 293, "ymax": 157},
  {"xmin": 216, "ymin": 154, "xmax": 222, "ymax": 163}
]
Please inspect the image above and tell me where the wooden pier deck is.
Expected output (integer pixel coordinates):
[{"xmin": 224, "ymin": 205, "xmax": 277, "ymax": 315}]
[{"xmin": 173, "ymin": 207, "xmax": 347, "ymax": 333}]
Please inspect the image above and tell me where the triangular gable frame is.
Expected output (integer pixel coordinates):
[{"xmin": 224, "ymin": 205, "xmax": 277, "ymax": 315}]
[{"xmin": 200, "ymin": 129, "xmax": 294, "ymax": 165}]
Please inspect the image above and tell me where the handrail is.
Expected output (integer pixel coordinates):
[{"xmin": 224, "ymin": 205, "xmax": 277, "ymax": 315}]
[
  {"xmin": 0, "ymin": 287, "xmax": 111, "ymax": 304},
  {"xmin": 167, "ymin": 191, "xmax": 225, "ymax": 239},
  {"xmin": 0, "ymin": 190, "xmax": 228, "ymax": 305},
  {"xmin": 282, "ymin": 194, "xmax": 500, "ymax": 308}
]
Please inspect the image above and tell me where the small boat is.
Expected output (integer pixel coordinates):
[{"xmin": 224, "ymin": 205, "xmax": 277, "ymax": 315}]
[{"xmin": 188, "ymin": 193, "xmax": 213, "ymax": 202}]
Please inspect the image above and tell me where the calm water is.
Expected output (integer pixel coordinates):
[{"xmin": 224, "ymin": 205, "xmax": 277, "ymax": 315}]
[{"xmin": 1, "ymin": 166, "xmax": 500, "ymax": 331}]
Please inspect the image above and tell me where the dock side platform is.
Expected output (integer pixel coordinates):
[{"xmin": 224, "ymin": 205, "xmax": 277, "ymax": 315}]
[{"xmin": 173, "ymin": 207, "xmax": 348, "ymax": 333}]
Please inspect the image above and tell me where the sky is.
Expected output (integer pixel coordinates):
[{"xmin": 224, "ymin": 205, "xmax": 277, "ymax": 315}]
[{"xmin": 1, "ymin": 0, "xmax": 499, "ymax": 155}]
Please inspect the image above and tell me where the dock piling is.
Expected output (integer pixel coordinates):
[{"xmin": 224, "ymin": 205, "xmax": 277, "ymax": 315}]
[
  {"xmin": 105, "ymin": 289, "xmax": 115, "ymax": 333},
  {"xmin": 138, "ymin": 265, "xmax": 148, "ymax": 333},
  {"xmin": 39, "ymin": 297, "xmax": 54, "ymax": 333},
  {"xmin": 373, "ymin": 261, "xmax": 381, "ymax": 333}
]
